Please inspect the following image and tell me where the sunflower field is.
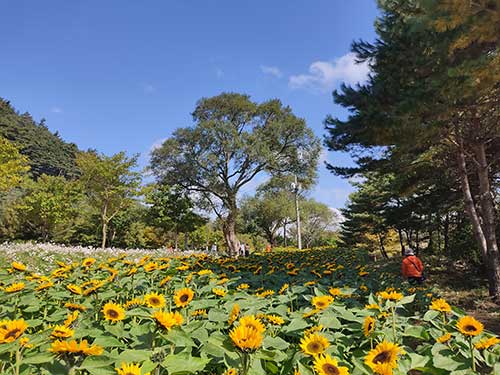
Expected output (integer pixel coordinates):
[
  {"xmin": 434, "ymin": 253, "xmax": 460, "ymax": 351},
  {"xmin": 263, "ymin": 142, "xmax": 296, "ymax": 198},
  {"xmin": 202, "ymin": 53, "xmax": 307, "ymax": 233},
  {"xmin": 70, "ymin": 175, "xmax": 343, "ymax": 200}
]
[{"xmin": 0, "ymin": 248, "xmax": 499, "ymax": 375}]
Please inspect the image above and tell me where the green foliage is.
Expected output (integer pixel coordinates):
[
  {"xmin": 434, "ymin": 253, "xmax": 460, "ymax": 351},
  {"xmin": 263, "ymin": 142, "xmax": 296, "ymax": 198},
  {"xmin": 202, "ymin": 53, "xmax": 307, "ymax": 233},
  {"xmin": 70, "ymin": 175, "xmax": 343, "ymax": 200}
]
[
  {"xmin": 150, "ymin": 92, "xmax": 321, "ymax": 252},
  {"xmin": 76, "ymin": 151, "xmax": 142, "ymax": 248},
  {"xmin": 145, "ymin": 184, "xmax": 206, "ymax": 246},
  {"xmin": 16, "ymin": 175, "xmax": 83, "ymax": 241},
  {"xmin": 0, "ymin": 137, "xmax": 30, "ymax": 193},
  {"xmin": 0, "ymin": 98, "xmax": 79, "ymax": 179}
]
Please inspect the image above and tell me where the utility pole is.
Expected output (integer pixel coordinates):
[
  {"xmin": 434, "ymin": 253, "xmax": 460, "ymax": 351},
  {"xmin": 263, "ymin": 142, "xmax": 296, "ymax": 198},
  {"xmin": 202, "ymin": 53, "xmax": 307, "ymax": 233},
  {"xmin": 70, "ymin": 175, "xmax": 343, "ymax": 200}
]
[{"xmin": 292, "ymin": 174, "xmax": 302, "ymax": 250}]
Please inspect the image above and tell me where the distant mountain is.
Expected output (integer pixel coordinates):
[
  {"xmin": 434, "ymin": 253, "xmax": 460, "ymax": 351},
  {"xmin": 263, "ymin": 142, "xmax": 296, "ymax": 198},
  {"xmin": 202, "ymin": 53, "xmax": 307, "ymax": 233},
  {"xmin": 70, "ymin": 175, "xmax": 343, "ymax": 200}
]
[{"xmin": 0, "ymin": 98, "xmax": 79, "ymax": 179}]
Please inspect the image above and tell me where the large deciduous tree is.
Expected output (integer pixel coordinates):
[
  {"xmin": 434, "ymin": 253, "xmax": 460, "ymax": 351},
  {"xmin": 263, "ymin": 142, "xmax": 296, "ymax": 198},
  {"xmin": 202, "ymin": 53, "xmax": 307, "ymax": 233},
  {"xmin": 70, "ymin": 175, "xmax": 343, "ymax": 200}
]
[
  {"xmin": 150, "ymin": 93, "xmax": 320, "ymax": 255},
  {"xmin": 77, "ymin": 151, "xmax": 141, "ymax": 249}
]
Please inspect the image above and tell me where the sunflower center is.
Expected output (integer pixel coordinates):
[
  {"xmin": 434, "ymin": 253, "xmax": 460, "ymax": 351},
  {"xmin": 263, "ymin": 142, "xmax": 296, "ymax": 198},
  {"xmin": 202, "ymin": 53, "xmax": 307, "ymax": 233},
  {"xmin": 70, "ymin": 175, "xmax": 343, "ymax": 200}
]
[
  {"xmin": 322, "ymin": 364, "xmax": 340, "ymax": 375},
  {"xmin": 368, "ymin": 322, "xmax": 374, "ymax": 331},
  {"xmin": 180, "ymin": 294, "xmax": 189, "ymax": 302},
  {"xmin": 5, "ymin": 328, "xmax": 21, "ymax": 339},
  {"xmin": 373, "ymin": 350, "xmax": 390, "ymax": 364},
  {"xmin": 108, "ymin": 309, "xmax": 119, "ymax": 318},
  {"xmin": 307, "ymin": 342, "xmax": 322, "ymax": 353},
  {"xmin": 150, "ymin": 297, "xmax": 160, "ymax": 305},
  {"xmin": 465, "ymin": 325, "xmax": 477, "ymax": 332}
]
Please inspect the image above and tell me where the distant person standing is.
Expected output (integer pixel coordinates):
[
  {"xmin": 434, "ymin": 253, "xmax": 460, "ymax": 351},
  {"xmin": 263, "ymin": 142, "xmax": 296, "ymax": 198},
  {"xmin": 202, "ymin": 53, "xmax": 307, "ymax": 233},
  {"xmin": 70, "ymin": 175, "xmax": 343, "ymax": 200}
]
[
  {"xmin": 244, "ymin": 243, "xmax": 249, "ymax": 257},
  {"xmin": 239, "ymin": 242, "xmax": 246, "ymax": 257},
  {"xmin": 402, "ymin": 250, "xmax": 425, "ymax": 285},
  {"xmin": 210, "ymin": 243, "xmax": 217, "ymax": 254}
]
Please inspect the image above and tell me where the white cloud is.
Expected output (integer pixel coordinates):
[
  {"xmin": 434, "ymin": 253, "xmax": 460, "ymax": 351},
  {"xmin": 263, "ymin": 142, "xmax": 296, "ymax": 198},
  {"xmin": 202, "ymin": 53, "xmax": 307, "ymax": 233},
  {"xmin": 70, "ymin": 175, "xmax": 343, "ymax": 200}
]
[
  {"xmin": 260, "ymin": 65, "xmax": 283, "ymax": 78},
  {"xmin": 289, "ymin": 52, "xmax": 370, "ymax": 92},
  {"xmin": 50, "ymin": 107, "xmax": 63, "ymax": 114}
]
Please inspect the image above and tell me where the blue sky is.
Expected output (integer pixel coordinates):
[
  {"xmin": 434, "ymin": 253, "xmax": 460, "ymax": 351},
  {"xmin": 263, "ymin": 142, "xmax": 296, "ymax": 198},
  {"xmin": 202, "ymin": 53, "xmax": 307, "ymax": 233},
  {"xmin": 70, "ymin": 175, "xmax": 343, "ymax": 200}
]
[{"xmin": 1, "ymin": 1, "xmax": 379, "ymax": 209}]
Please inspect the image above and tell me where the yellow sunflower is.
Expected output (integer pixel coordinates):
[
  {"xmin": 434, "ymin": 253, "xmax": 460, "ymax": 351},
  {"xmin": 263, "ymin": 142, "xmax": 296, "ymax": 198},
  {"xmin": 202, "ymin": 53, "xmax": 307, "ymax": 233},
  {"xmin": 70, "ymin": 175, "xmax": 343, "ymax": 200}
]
[
  {"xmin": 228, "ymin": 304, "xmax": 240, "ymax": 325},
  {"xmin": 11, "ymin": 262, "xmax": 27, "ymax": 272},
  {"xmin": 115, "ymin": 362, "xmax": 141, "ymax": 375},
  {"xmin": 239, "ymin": 315, "xmax": 265, "ymax": 334},
  {"xmin": 364, "ymin": 340, "xmax": 402, "ymax": 374},
  {"xmin": 456, "ymin": 316, "xmax": 483, "ymax": 337},
  {"xmin": 143, "ymin": 262, "xmax": 158, "ymax": 272},
  {"xmin": 212, "ymin": 288, "xmax": 227, "ymax": 297},
  {"xmin": 329, "ymin": 287, "xmax": 342, "ymax": 297},
  {"xmin": 313, "ymin": 354, "xmax": 350, "ymax": 375},
  {"xmin": 265, "ymin": 314, "xmax": 285, "ymax": 325},
  {"xmin": 278, "ymin": 283, "xmax": 289, "ymax": 294},
  {"xmin": 102, "ymin": 302, "xmax": 126, "ymax": 323},
  {"xmin": 0, "ymin": 319, "xmax": 28, "ymax": 343},
  {"xmin": 224, "ymin": 369, "xmax": 238, "ymax": 375},
  {"xmin": 311, "ymin": 295, "xmax": 333, "ymax": 310},
  {"xmin": 437, "ymin": 332, "xmax": 452, "ymax": 344},
  {"xmin": 378, "ymin": 291, "xmax": 403, "ymax": 302},
  {"xmin": 64, "ymin": 311, "xmax": 79, "ymax": 327},
  {"xmin": 5, "ymin": 282, "xmax": 25, "ymax": 293},
  {"xmin": 363, "ymin": 316, "xmax": 376, "ymax": 337},
  {"xmin": 51, "ymin": 325, "xmax": 74, "ymax": 339},
  {"xmin": 229, "ymin": 325, "xmax": 263, "ymax": 351},
  {"xmin": 50, "ymin": 339, "xmax": 103, "ymax": 356},
  {"xmin": 159, "ymin": 276, "xmax": 172, "ymax": 287},
  {"xmin": 64, "ymin": 303, "xmax": 87, "ymax": 311},
  {"xmin": 429, "ymin": 299, "xmax": 451, "ymax": 313},
  {"xmin": 191, "ymin": 309, "xmax": 208, "ymax": 317},
  {"xmin": 144, "ymin": 292, "xmax": 166, "ymax": 309},
  {"xmin": 173, "ymin": 288, "xmax": 194, "ymax": 308},
  {"xmin": 153, "ymin": 310, "xmax": 184, "ymax": 330},
  {"xmin": 236, "ymin": 283, "xmax": 249, "ymax": 290},
  {"xmin": 475, "ymin": 336, "xmax": 500, "ymax": 350},
  {"xmin": 82, "ymin": 258, "xmax": 96, "ymax": 267},
  {"xmin": 300, "ymin": 333, "xmax": 330, "ymax": 356},
  {"xmin": 66, "ymin": 284, "xmax": 83, "ymax": 295}
]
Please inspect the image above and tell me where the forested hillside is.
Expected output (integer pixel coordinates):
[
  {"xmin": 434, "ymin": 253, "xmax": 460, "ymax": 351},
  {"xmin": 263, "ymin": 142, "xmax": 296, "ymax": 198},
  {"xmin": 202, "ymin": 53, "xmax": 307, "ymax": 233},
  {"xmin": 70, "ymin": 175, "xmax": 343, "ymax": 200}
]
[{"xmin": 0, "ymin": 98, "xmax": 79, "ymax": 178}]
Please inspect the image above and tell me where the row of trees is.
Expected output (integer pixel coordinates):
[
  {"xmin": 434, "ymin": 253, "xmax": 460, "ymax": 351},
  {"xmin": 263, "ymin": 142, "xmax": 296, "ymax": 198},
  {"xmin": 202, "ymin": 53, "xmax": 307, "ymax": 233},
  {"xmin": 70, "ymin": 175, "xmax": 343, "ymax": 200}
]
[
  {"xmin": 1, "ymin": 94, "xmax": 338, "ymax": 252},
  {"xmin": 325, "ymin": 1, "xmax": 500, "ymax": 299}
]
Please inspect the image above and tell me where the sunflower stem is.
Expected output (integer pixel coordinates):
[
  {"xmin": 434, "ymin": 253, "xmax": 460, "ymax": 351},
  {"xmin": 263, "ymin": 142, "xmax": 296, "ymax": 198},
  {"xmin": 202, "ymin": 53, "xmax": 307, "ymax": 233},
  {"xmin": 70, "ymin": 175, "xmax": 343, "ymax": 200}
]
[
  {"xmin": 469, "ymin": 337, "xmax": 476, "ymax": 372},
  {"xmin": 14, "ymin": 348, "xmax": 21, "ymax": 375},
  {"xmin": 391, "ymin": 306, "xmax": 397, "ymax": 342}
]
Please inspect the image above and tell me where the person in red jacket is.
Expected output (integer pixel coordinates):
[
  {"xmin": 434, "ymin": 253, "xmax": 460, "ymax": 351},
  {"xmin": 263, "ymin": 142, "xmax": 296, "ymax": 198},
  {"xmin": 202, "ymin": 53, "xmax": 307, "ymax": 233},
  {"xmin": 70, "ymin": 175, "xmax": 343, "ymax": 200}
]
[{"xmin": 402, "ymin": 250, "xmax": 425, "ymax": 285}]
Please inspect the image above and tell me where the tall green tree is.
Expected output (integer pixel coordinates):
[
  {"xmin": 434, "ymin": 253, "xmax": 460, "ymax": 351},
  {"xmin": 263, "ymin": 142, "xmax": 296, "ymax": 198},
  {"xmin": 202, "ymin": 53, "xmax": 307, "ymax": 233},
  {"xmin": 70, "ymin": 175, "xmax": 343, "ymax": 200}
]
[
  {"xmin": 289, "ymin": 199, "xmax": 338, "ymax": 249},
  {"xmin": 146, "ymin": 184, "xmax": 206, "ymax": 249},
  {"xmin": 77, "ymin": 151, "xmax": 141, "ymax": 248},
  {"xmin": 150, "ymin": 93, "xmax": 320, "ymax": 255},
  {"xmin": 324, "ymin": 0, "xmax": 500, "ymax": 299},
  {"xmin": 17, "ymin": 175, "xmax": 82, "ymax": 241},
  {"xmin": 0, "ymin": 136, "xmax": 29, "ymax": 193}
]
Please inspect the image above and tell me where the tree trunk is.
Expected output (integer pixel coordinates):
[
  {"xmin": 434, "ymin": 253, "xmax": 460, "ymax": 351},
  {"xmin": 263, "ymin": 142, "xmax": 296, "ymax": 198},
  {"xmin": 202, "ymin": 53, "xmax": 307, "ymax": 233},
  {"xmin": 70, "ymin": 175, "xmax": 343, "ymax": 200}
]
[
  {"xmin": 222, "ymin": 201, "xmax": 239, "ymax": 256},
  {"xmin": 443, "ymin": 213, "xmax": 450, "ymax": 255},
  {"xmin": 283, "ymin": 221, "xmax": 287, "ymax": 247},
  {"xmin": 473, "ymin": 143, "xmax": 500, "ymax": 300},
  {"xmin": 101, "ymin": 201, "xmax": 109, "ymax": 249},
  {"xmin": 223, "ymin": 217, "xmax": 239, "ymax": 257},
  {"xmin": 397, "ymin": 228, "xmax": 406, "ymax": 256},
  {"xmin": 184, "ymin": 232, "xmax": 189, "ymax": 251},
  {"xmin": 174, "ymin": 230, "xmax": 178, "ymax": 250},
  {"xmin": 101, "ymin": 220, "xmax": 108, "ymax": 249},
  {"xmin": 456, "ymin": 147, "xmax": 488, "ymax": 257},
  {"xmin": 378, "ymin": 234, "xmax": 389, "ymax": 259}
]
